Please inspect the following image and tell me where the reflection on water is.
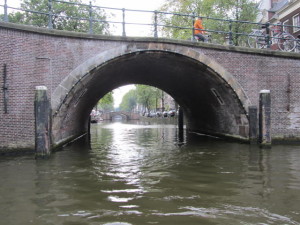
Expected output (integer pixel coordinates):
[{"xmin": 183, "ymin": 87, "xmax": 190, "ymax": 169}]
[{"xmin": 0, "ymin": 121, "xmax": 300, "ymax": 225}]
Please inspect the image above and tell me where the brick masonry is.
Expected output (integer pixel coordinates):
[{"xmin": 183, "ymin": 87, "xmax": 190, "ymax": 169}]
[{"xmin": 1, "ymin": 22, "xmax": 300, "ymax": 152}]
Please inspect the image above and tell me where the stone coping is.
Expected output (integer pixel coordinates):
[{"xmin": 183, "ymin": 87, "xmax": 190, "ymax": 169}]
[{"xmin": 1, "ymin": 21, "xmax": 300, "ymax": 59}]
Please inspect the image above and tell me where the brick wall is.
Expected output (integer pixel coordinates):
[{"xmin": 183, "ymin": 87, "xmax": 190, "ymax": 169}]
[
  {"xmin": 199, "ymin": 48, "xmax": 300, "ymax": 140},
  {"xmin": 0, "ymin": 25, "xmax": 120, "ymax": 151},
  {"xmin": 1, "ymin": 22, "xmax": 300, "ymax": 152}
]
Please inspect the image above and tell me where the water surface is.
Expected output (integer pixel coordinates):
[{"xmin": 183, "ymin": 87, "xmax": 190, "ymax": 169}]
[{"xmin": 1, "ymin": 121, "xmax": 300, "ymax": 225}]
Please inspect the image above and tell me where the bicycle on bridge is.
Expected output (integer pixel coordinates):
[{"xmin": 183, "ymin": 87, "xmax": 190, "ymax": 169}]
[
  {"xmin": 294, "ymin": 35, "xmax": 300, "ymax": 53},
  {"xmin": 247, "ymin": 23, "xmax": 296, "ymax": 52},
  {"xmin": 194, "ymin": 33, "xmax": 212, "ymax": 43}
]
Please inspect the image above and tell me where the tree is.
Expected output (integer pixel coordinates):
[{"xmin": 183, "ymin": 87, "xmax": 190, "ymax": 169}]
[
  {"xmin": 136, "ymin": 85, "xmax": 158, "ymax": 112},
  {"xmin": 119, "ymin": 86, "xmax": 172, "ymax": 113},
  {"xmin": 6, "ymin": 0, "xmax": 109, "ymax": 34},
  {"xmin": 158, "ymin": 0, "xmax": 258, "ymax": 46},
  {"xmin": 119, "ymin": 89, "xmax": 137, "ymax": 112},
  {"xmin": 97, "ymin": 92, "xmax": 114, "ymax": 112},
  {"xmin": 153, "ymin": 88, "xmax": 164, "ymax": 110}
]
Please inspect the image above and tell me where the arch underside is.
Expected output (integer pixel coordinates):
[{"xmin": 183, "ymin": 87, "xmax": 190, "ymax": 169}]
[{"xmin": 52, "ymin": 47, "xmax": 250, "ymax": 145}]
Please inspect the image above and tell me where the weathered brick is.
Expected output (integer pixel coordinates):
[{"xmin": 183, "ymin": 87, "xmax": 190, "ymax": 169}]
[{"xmin": 0, "ymin": 23, "xmax": 300, "ymax": 151}]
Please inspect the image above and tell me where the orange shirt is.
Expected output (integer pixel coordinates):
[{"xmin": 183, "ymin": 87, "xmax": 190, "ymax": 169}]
[{"xmin": 194, "ymin": 19, "xmax": 205, "ymax": 34}]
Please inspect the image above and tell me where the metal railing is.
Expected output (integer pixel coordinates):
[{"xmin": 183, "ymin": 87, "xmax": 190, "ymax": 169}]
[{"xmin": 1, "ymin": 0, "xmax": 300, "ymax": 51}]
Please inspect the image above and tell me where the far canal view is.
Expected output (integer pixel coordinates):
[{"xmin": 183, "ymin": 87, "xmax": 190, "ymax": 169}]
[{"xmin": 1, "ymin": 120, "xmax": 300, "ymax": 225}]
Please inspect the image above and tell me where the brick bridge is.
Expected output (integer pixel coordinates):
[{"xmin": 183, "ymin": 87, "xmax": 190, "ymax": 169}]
[
  {"xmin": 101, "ymin": 111, "xmax": 140, "ymax": 121},
  {"xmin": 1, "ymin": 22, "xmax": 300, "ymax": 153}
]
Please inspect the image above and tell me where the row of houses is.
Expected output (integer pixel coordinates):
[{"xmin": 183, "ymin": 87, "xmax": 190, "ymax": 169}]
[{"xmin": 258, "ymin": 0, "xmax": 300, "ymax": 38}]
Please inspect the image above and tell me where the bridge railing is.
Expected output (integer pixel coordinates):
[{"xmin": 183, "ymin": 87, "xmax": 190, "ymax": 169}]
[{"xmin": 1, "ymin": 0, "xmax": 300, "ymax": 51}]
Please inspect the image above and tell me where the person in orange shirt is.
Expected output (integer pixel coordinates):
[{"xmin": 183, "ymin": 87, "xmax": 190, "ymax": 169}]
[{"xmin": 194, "ymin": 16, "xmax": 206, "ymax": 41}]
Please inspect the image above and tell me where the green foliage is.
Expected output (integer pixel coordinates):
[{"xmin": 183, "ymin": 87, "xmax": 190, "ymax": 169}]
[
  {"xmin": 119, "ymin": 86, "xmax": 168, "ymax": 112},
  {"xmin": 158, "ymin": 0, "xmax": 258, "ymax": 45},
  {"xmin": 97, "ymin": 92, "xmax": 114, "ymax": 112},
  {"xmin": 119, "ymin": 89, "xmax": 137, "ymax": 112},
  {"xmin": 6, "ymin": 12, "xmax": 25, "ymax": 23},
  {"xmin": 135, "ymin": 85, "xmax": 165, "ymax": 112},
  {"xmin": 6, "ymin": 0, "xmax": 109, "ymax": 34},
  {"xmin": 136, "ymin": 85, "xmax": 157, "ymax": 112}
]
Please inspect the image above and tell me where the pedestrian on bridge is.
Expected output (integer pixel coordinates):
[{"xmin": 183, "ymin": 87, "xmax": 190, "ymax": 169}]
[{"xmin": 194, "ymin": 16, "xmax": 206, "ymax": 42}]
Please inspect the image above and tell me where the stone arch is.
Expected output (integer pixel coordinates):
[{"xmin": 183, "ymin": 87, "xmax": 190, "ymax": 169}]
[
  {"xmin": 107, "ymin": 112, "xmax": 130, "ymax": 121},
  {"xmin": 51, "ymin": 43, "xmax": 251, "ymax": 145}
]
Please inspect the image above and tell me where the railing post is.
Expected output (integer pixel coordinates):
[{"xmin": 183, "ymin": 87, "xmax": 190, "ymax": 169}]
[
  {"xmin": 228, "ymin": 19, "xmax": 233, "ymax": 45},
  {"xmin": 265, "ymin": 22, "xmax": 271, "ymax": 48},
  {"xmin": 154, "ymin": 10, "xmax": 158, "ymax": 38},
  {"xmin": 89, "ymin": 1, "xmax": 93, "ymax": 34},
  {"xmin": 122, "ymin": 8, "xmax": 126, "ymax": 37},
  {"xmin": 48, "ymin": 0, "xmax": 53, "ymax": 29},
  {"xmin": 4, "ymin": 0, "xmax": 8, "ymax": 22}
]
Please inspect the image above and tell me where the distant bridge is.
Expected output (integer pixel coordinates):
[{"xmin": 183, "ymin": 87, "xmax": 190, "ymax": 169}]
[
  {"xmin": 101, "ymin": 111, "xmax": 140, "ymax": 121},
  {"xmin": 0, "ymin": 22, "xmax": 300, "ymax": 154}
]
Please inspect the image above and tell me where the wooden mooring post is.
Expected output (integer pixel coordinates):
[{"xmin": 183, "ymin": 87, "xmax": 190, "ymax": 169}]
[
  {"xmin": 259, "ymin": 90, "xmax": 271, "ymax": 147},
  {"xmin": 34, "ymin": 86, "xmax": 51, "ymax": 158},
  {"xmin": 248, "ymin": 106, "xmax": 258, "ymax": 144}
]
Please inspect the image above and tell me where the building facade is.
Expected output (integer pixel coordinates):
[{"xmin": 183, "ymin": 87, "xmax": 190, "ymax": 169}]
[{"xmin": 258, "ymin": 0, "xmax": 300, "ymax": 37}]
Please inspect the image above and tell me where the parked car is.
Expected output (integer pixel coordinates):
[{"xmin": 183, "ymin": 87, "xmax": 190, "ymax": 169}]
[
  {"xmin": 156, "ymin": 111, "xmax": 162, "ymax": 117},
  {"xmin": 162, "ymin": 111, "xmax": 168, "ymax": 117},
  {"xmin": 149, "ymin": 112, "xmax": 157, "ymax": 118},
  {"xmin": 168, "ymin": 109, "xmax": 176, "ymax": 117}
]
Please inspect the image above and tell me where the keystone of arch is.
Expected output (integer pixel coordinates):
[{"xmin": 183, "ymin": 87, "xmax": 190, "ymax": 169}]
[{"xmin": 51, "ymin": 43, "xmax": 251, "ymax": 115}]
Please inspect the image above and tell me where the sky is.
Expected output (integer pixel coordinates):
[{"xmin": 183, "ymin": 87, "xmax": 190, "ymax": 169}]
[
  {"xmin": 94, "ymin": 0, "xmax": 165, "ymax": 10},
  {"xmin": 2, "ymin": 0, "xmax": 166, "ymax": 108}
]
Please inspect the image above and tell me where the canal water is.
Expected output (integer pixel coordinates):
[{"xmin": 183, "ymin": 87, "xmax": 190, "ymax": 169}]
[{"xmin": 1, "ymin": 121, "xmax": 300, "ymax": 225}]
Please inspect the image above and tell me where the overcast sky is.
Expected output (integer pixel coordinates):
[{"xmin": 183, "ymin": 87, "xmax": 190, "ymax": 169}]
[
  {"xmin": 3, "ymin": 0, "xmax": 165, "ymax": 10},
  {"xmin": 95, "ymin": 0, "xmax": 165, "ymax": 10}
]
